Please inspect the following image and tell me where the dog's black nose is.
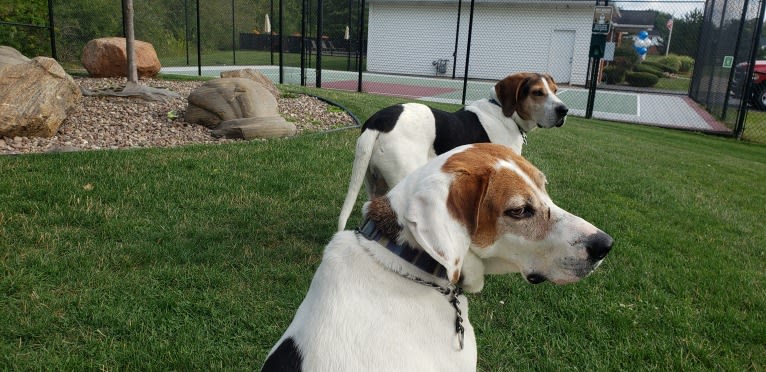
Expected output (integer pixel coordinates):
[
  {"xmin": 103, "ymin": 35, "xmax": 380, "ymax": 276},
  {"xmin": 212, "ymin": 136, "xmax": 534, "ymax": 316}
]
[
  {"xmin": 586, "ymin": 231, "xmax": 613, "ymax": 261},
  {"xmin": 526, "ymin": 273, "xmax": 547, "ymax": 284},
  {"xmin": 556, "ymin": 105, "xmax": 569, "ymax": 117}
]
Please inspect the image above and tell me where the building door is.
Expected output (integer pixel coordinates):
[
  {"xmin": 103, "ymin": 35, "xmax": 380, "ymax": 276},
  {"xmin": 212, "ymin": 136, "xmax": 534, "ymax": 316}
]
[{"xmin": 549, "ymin": 30, "xmax": 576, "ymax": 84}]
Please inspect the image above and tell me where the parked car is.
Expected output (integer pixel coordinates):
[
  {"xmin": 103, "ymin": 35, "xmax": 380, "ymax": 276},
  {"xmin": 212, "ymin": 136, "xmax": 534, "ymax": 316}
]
[{"xmin": 732, "ymin": 60, "xmax": 766, "ymax": 110}]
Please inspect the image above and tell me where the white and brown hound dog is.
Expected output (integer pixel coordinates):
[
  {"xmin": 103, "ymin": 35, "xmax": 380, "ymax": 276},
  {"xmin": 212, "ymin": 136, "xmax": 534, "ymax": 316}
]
[
  {"xmin": 337, "ymin": 72, "xmax": 569, "ymax": 231},
  {"xmin": 263, "ymin": 143, "xmax": 612, "ymax": 372}
]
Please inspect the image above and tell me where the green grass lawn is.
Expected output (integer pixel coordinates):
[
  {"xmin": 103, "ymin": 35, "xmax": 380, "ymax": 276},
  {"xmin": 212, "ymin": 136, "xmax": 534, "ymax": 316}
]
[{"xmin": 1, "ymin": 88, "xmax": 765, "ymax": 370}]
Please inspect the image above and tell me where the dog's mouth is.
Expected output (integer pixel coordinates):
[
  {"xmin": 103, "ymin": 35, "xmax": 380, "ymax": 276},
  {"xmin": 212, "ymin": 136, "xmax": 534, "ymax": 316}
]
[
  {"xmin": 555, "ymin": 116, "xmax": 567, "ymax": 127},
  {"xmin": 525, "ymin": 273, "xmax": 548, "ymax": 284}
]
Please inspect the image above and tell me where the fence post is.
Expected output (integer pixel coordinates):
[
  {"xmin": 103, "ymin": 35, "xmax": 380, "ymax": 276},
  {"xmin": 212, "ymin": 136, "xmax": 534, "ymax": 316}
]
[
  {"xmin": 279, "ymin": 0, "xmax": 284, "ymax": 84},
  {"xmin": 461, "ymin": 0, "xmax": 475, "ymax": 105},
  {"xmin": 196, "ymin": 0, "xmax": 201, "ymax": 76},
  {"xmin": 356, "ymin": 0, "xmax": 365, "ymax": 92},
  {"xmin": 452, "ymin": 0, "xmax": 462, "ymax": 80},
  {"xmin": 231, "ymin": 0, "xmax": 236, "ymax": 65},
  {"xmin": 48, "ymin": 0, "xmax": 57, "ymax": 60},
  {"xmin": 585, "ymin": 0, "xmax": 607, "ymax": 119},
  {"xmin": 301, "ymin": 0, "xmax": 307, "ymax": 86},
  {"xmin": 316, "ymin": 0, "xmax": 323, "ymax": 88},
  {"xmin": 735, "ymin": 0, "xmax": 766, "ymax": 139}
]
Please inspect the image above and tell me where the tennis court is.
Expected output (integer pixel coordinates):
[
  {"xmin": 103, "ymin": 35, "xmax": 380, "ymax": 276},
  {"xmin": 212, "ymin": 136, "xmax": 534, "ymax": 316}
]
[{"xmin": 162, "ymin": 65, "xmax": 729, "ymax": 133}]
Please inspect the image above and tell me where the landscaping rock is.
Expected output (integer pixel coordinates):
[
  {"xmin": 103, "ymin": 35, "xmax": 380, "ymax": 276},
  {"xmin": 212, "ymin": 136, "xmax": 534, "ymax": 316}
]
[
  {"xmin": 220, "ymin": 68, "xmax": 280, "ymax": 99},
  {"xmin": 81, "ymin": 37, "xmax": 161, "ymax": 78},
  {"xmin": 0, "ymin": 45, "xmax": 32, "ymax": 67},
  {"xmin": 0, "ymin": 57, "xmax": 82, "ymax": 138},
  {"xmin": 186, "ymin": 78, "xmax": 294, "ymax": 139}
]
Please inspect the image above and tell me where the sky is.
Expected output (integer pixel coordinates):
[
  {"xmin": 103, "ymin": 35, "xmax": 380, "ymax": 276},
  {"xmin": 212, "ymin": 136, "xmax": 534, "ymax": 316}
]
[{"xmin": 613, "ymin": 0, "xmax": 704, "ymax": 17}]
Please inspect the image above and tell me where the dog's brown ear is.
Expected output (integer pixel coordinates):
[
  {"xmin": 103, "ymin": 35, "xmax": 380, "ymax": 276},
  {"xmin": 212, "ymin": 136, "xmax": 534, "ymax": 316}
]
[{"xmin": 495, "ymin": 73, "xmax": 533, "ymax": 118}]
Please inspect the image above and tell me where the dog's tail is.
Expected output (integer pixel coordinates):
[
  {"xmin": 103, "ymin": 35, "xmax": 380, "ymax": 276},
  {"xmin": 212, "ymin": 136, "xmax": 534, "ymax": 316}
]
[{"xmin": 338, "ymin": 129, "xmax": 378, "ymax": 231}]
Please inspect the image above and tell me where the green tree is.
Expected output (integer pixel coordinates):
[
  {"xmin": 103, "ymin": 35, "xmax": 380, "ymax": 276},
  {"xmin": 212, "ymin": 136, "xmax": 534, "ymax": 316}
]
[{"xmin": 669, "ymin": 8, "xmax": 703, "ymax": 57}]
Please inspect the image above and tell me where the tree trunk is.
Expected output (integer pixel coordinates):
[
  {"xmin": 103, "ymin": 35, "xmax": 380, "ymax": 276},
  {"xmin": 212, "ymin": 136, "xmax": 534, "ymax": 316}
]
[{"xmin": 124, "ymin": 0, "xmax": 138, "ymax": 84}]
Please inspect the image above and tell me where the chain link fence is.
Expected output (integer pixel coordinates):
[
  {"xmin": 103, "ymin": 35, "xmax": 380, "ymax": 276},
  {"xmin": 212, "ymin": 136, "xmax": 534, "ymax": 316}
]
[{"xmin": 2, "ymin": 0, "xmax": 765, "ymax": 142}]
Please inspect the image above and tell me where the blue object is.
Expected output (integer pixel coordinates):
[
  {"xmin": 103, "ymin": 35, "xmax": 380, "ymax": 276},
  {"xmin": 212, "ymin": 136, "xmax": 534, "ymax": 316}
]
[{"xmin": 638, "ymin": 30, "xmax": 649, "ymax": 40}]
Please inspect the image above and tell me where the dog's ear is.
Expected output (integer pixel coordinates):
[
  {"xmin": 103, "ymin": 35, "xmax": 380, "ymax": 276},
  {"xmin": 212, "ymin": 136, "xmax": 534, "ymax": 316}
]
[
  {"xmin": 404, "ymin": 169, "xmax": 490, "ymax": 284},
  {"xmin": 495, "ymin": 73, "xmax": 533, "ymax": 118},
  {"xmin": 405, "ymin": 191, "xmax": 471, "ymax": 284}
]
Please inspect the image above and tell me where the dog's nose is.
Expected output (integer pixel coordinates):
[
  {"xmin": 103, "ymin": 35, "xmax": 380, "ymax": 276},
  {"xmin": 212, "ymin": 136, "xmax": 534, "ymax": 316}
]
[
  {"xmin": 526, "ymin": 273, "xmax": 547, "ymax": 284},
  {"xmin": 556, "ymin": 105, "xmax": 569, "ymax": 117},
  {"xmin": 585, "ymin": 231, "xmax": 613, "ymax": 261}
]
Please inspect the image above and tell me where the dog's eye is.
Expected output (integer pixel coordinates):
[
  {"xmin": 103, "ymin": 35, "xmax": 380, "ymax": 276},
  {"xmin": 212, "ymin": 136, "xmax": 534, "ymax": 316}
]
[
  {"xmin": 505, "ymin": 206, "xmax": 534, "ymax": 219},
  {"xmin": 533, "ymin": 90, "xmax": 544, "ymax": 97}
]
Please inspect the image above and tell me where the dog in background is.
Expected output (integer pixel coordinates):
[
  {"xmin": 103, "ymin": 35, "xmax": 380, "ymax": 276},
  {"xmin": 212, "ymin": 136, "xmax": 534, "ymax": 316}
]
[{"xmin": 337, "ymin": 72, "xmax": 569, "ymax": 231}]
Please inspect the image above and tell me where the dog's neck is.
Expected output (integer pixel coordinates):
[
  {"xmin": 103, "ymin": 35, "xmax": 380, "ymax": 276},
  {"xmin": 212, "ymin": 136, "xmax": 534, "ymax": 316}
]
[
  {"xmin": 361, "ymin": 197, "xmax": 486, "ymax": 292},
  {"xmin": 361, "ymin": 197, "xmax": 448, "ymax": 280},
  {"xmin": 485, "ymin": 94, "xmax": 533, "ymax": 141}
]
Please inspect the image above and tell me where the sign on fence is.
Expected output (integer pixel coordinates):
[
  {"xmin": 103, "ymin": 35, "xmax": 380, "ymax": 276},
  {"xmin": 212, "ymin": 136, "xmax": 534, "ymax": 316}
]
[{"xmin": 592, "ymin": 6, "xmax": 613, "ymax": 34}]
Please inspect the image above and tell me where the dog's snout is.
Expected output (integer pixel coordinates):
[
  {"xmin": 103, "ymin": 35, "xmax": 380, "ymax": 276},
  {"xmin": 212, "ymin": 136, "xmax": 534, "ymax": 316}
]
[
  {"xmin": 585, "ymin": 232, "xmax": 613, "ymax": 261},
  {"xmin": 556, "ymin": 105, "xmax": 569, "ymax": 117},
  {"xmin": 526, "ymin": 273, "xmax": 548, "ymax": 284}
]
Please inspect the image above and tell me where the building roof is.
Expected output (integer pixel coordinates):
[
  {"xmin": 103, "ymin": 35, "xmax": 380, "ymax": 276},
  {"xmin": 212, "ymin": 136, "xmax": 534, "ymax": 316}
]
[{"xmin": 613, "ymin": 9, "xmax": 656, "ymax": 30}]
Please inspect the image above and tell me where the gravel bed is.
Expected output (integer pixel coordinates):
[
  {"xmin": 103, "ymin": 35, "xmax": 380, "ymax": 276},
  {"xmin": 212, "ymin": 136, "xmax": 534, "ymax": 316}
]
[{"xmin": 0, "ymin": 77, "xmax": 357, "ymax": 155}]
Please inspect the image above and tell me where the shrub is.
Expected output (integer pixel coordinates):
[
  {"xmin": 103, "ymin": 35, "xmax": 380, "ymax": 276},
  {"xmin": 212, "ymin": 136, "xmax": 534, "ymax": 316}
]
[
  {"xmin": 634, "ymin": 64, "xmax": 665, "ymax": 78},
  {"xmin": 625, "ymin": 72, "xmax": 659, "ymax": 87},
  {"xmin": 676, "ymin": 55, "xmax": 695, "ymax": 73},
  {"xmin": 656, "ymin": 55, "xmax": 682, "ymax": 72},
  {"xmin": 643, "ymin": 60, "xmax": 678, "ymax": 74},
  {"xmin": 603, "ymin": 66, "xmax": 626, "ymax": 84}
]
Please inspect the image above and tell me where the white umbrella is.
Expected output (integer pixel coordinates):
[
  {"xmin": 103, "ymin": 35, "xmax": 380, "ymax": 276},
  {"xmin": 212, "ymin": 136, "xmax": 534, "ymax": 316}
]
[
  {"xmin": 344, "ymin": 25, "xmax": 350, "ymax": 40},
  {"xmin": 264, "ymin": 14, "xmax": 271, "ymax": 34}
]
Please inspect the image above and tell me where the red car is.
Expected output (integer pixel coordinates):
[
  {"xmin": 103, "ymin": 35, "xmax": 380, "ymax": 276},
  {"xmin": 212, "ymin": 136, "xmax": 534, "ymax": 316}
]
[{"xmin": 733, "ymin": 60, "xmax": 766, "ymax": 110}]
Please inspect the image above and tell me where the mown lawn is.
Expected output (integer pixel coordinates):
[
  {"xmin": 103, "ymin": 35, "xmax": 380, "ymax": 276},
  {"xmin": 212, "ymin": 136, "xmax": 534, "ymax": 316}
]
[{"xmin": 1, "ymin": 87, "xmax": 764, "ymax": 370}]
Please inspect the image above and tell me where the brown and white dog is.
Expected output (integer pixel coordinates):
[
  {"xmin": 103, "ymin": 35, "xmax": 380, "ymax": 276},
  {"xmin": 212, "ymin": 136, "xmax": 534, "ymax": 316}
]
[
  {"xmin": 263, "ymin": 143, "xmax": 612, "ymax": 372},
  {"xmin": 337, "ymin": 72, "xmax": 569, "ymax": 231}
]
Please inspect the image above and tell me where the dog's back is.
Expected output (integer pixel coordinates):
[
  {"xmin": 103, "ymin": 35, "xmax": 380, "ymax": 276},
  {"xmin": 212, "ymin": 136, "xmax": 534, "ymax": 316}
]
[{"xmin": 336, "ymin": 103, "xmax": 489, "ymax": 231}]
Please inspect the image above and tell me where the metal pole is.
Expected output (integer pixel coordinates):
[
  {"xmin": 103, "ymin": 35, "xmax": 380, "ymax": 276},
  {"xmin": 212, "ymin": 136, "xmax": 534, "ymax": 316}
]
[
  {"xmin": 279, "ymin": 0, "xmax": 284, "ymax": 84},
  {"xmin": 270, "ymin": 0, "xmax": 274, "ymax": 65},
  {"xmin": 357, "ymin": 0, "xmax": 365, "ymax": 92},
  {"xmin": 301, "ymin": 0, "xmax": 307, "ymax": 85},
  {"xmin": 47, "ymin": 0, "xmax": 57, "ymax": 60},
  {"xmin": 121, "ymin": 0, "xmax": 127, "ymax": 37},
  {"xmin": 231, "ymin": 0, "xmax": 236, "ymax": 65},
  {"xmin": 196, "ymin": 0, "xmax": 201, "ymax": 76},
  {"xmin": 734, "ymin": 0, "xmax": 766, "ymax": 139},
  {"xmin": 721, "ymin": 0, "xmax": 751, "ymax": 122},
  {"xmin": 316, "ymin": 0, "xmax": 323, "ymax": 88},
  {"xmin": 452, "ymin": 0, "xmax": 462, "ymax": 79},
  {"xmin": 461, "ymin": 0, "xmax": 475, "ymax": 105},
  {"xmin": 184, "ymin": 0, "xmax": 190, "ymax": 65},
  {"xmin": 347, "ymin": 0, "xmax": 353, "ymax": 71},
  {"xmin": 585, "ymin": 0, "xmax": 607, "ymax": 119}
]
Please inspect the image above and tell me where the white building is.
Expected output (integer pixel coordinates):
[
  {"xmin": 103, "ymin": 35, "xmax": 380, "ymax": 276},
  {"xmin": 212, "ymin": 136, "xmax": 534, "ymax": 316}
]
[{"xmin": 366, "ymin": 0, "xmax": 597, "ymax": 85}]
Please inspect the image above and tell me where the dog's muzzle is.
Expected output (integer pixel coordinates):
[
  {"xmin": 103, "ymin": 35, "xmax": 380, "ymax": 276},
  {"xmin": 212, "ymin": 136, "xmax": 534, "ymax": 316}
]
[
  {"xmin": 555, "ymin": 105, "xmax": 569, "ymax": 127},
  {"xmin": 585, "ymin": 231, "xmax": 613, "ymax": 262},
  {"xmin": 525, "ymin": 273, "xmax": 548, "ymax": 284}
]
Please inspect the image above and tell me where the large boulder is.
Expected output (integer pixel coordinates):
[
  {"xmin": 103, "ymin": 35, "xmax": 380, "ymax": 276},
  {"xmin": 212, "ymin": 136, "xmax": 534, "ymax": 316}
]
[
  {"xmin": 0, "ymin": 45, "xmax": 32, "ymax": 67},
  {"xmin": 220, "ymin": 68, "xmax": 280, "ymax": 99},
  {"xmin": 0, "ymin": 56, "xmax": 82, "ymax": 138},
  {"xmin": 81, "ymin": 37, "xmax": 161, "ymax": 78},
  {"xmin": 186, "ymin": 78, "xmax": 295, "ymax": 139}
]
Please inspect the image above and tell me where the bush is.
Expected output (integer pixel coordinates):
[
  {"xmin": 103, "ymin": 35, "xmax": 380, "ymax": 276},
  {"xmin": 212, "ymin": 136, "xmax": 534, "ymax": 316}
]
[
  {"xmin": 614, "ymin": 44, "xmax": 639, "ymax": 69},
  {"xmin": 634, "ymin": 64, "xmax": 665, "ymax": 78},
  {"xmin": 677, "ymin": 55, "xmax": 695, "ymax": 73},
  {"xmin": 643, "ymin": 60, "xmax": 678, "ymax": 74},
  {"xmin": 603, "ymin": 66, "xmax": 626, "ymax": 84},
  {"xmin": 656, "ymin": 55, "xmax": 682, "ymax": 72},
  {"xmin": 625, "ymin": 72, "xmax": 659, "ymax": 87}
]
